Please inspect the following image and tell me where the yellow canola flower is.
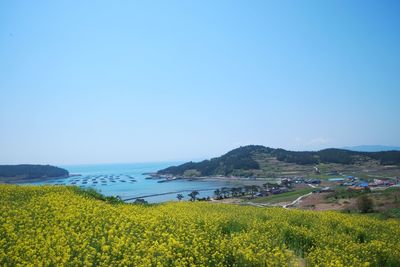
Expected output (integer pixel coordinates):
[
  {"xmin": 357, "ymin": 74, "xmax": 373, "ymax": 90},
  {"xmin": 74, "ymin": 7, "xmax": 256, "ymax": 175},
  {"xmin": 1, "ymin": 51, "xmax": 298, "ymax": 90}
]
[{"xmin": 0, "ymin": 185, "xmax": 399, "ymax": 266}]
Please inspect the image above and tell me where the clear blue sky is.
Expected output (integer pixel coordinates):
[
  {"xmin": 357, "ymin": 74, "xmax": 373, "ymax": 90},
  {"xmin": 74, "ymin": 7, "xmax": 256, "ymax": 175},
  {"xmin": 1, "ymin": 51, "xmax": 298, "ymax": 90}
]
[{"xmin": 1, "ymin": 1, "xmax": 399, "ymax": 164}]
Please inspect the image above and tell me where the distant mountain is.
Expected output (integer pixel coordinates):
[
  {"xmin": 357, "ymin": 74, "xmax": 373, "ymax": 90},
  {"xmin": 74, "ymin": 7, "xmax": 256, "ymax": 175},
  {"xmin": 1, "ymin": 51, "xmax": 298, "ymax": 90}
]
[
  {"xmin": 157, "ymin": 145, "xmax": 400, "ymax": 178},
  {"xmin": 342, "ymin": 145, "xmax": 400, "ymax": 152},
  {"xmin": 0, "ymin": 164, "xmax": 69, "ymax": 183}
]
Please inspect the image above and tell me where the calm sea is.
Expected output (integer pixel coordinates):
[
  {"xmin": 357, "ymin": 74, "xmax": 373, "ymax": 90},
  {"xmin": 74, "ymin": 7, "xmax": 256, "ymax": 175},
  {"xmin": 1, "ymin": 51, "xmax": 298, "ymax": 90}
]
[{"xmin": 32, "ymin": 162, "xmax": 236, "ymax": 203}]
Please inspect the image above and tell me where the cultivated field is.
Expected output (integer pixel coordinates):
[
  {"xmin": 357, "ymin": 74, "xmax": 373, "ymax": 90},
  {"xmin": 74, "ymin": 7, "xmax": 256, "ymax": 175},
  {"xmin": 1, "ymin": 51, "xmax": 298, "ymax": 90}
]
[{"xmin": 1, "ymin": 185, "xmax": 399, "ymax": 266}]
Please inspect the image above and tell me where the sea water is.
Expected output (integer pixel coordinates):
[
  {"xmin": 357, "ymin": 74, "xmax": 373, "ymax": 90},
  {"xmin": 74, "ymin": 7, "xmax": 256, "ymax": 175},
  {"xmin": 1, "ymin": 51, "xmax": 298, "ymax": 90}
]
[{"xmin": 32, "ymin": 162, "xmax": 237, "ymax": 203}]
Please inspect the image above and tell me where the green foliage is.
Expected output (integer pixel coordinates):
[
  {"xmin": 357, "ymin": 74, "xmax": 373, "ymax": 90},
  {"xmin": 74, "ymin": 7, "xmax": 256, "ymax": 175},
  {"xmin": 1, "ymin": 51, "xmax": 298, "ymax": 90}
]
[
  {"xmin": 214, "ymin": 189, "xmax": 222, "ymax": 198},
  {"xmin": 382, "ymin": 208, "xmax": 400, "ymax": 219},
  {"xmin": 369, "ymin": 151, "xmax": 400, "ymax": 165},
  {"xmin": 72, "ymin": 186, "xmax": 123, "ymax": 204},
  {"xmin": 0, "ymin": 164, "xmax": 69, "ymax": 180},
  {"xmin": 183, "ymin": 169, "xmax": 201, "ymax": 177},
  {"xmin": 252, "ymin": 188, "xmax": 314, "ymax": 204},
  {"xmin": 275, "ymin": 148, "xmax": 356, "ymax": 165},
  {"xmin": 220, "ymin": 220, "xmax": 246, "ymax": 235},
  {"xmin": 274, "ymin": 149, "xmax": 318, "ymax": 164},
  {"xmin": 133, "ymin": 198, "xmax": 148, "ymax": 205},
  {"xmin": 318, "ymin": 149, "xmax": 355, "ymax": 164},
  {"xmin": 158, "ymin": 145, "xmax": 263, "ymax": 176},
  {"xmin": 188, "ymin": 190, "xmax": 199, "ymax": 201},
  {"xmin": 356, "ymin": 195, "xmax": 374, "ymax": 213},
  {"xmin": 157, "ymin": 145, "xmax": 400, "ymax": 177},
  {"xmin": 326, "ymin": 188, "xmax": 370, "ymax": 201}
]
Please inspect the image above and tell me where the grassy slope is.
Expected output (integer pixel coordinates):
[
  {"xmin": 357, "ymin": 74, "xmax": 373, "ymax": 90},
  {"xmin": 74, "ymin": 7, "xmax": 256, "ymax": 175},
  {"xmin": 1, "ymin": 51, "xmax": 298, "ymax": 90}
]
[
  {"xmin": 322, "ymin": 186, "xmax": 400, "ymax": 219},
  {"xmin": 251, "ymin": 188, "xmax": 315, "ymax": 204},
  {"xmin": 1, "ymin": 185, "xmax": 400, "ymax": 266}
]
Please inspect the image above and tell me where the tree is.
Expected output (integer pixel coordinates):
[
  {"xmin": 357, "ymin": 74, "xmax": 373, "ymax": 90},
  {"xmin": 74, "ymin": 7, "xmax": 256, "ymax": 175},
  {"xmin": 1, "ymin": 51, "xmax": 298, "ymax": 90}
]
[
  {"xmin": 183, "ymin": 169, "xmax": 201, "ymax": 177},
  {"xmin": 356, "ymin": 195, "xmax": 374, "ymax": 213},
  {"xmin": 176, "ymin": 194, "xmax": 184, "ymax": 201},
  {"xmin": 214, "ymin": 189, "xmax": 221, "ymax": 199},
  {"xmin": 263, "ymin": 182, "xmax": 277, "ymax": 191},
  {"xmin": 237, "ymin": 187, "xmax": 244, "ymax": 196},
  {"xmin": 188, "ymin": 191, "xmax": 199, "ymax": 201},
  {"xmin": 221, "ymin": 187, "xmax": 230, "ymax": 198},
  {"xmin": 230, "ymin": 187, "xmax": 237, "ymax": 197},
  {"xmin": 281, "ymin": 179, "xmax": 293, "ymax": 189},
  {"xmin": 244, "ymin": 185, "xmax": 252, "ymax": 195},
  {"xmin": 133, "ymin": 198, "xmax": 148, "ymax": 205},
  {"xmin": 250, "ymin": 185, "xmax": 259, "ymax": 198},
  {"xmin": 231, "ymin": 187, "xmax": 242, "ymax": 197}
]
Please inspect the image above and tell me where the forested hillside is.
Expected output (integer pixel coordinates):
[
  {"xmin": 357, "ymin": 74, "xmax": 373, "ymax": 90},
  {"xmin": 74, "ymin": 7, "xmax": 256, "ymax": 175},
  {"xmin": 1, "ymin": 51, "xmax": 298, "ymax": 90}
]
[
  {"xmin": 158, "ymin": 145, "xmax": 400, "ymax": 177},
  {"xmin": 0, "ymin": 164, "xmax": 69, "ymax": 182}
]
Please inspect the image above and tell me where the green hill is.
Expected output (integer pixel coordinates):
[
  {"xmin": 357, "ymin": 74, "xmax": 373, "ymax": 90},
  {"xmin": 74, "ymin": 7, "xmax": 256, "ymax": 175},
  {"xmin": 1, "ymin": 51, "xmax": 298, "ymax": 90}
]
[
  {"xmin": 158, "ymin": 145, "xmax": 400, "ymax": 178},
  {"xmin": 0, "ymin": 164, "xmax": 69, "ymax": 183}
]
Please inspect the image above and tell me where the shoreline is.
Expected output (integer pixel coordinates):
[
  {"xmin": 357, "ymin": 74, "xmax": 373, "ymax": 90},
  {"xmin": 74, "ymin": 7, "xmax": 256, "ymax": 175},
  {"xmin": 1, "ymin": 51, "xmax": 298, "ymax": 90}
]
[
  {"xmin": 150, "ymin": 175, "xmax": 278, "ymax": 187},
  {"xmin": 122, "ymin": 188, "xmax": 216, "ymax": 201}
]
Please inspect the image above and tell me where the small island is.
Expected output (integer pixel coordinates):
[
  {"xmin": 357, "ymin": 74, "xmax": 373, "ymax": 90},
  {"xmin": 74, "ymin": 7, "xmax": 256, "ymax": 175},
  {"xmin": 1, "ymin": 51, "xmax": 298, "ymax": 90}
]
[{"xmin": 0, "ymin": 164, "xmax": 69, "ymax": 183}]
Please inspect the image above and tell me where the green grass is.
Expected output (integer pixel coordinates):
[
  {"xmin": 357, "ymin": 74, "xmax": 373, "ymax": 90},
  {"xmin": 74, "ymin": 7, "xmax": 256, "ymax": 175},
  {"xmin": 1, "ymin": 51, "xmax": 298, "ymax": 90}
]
[
  {"xmin": 70, "ymin": 186, "xmax": 124, "ymax": 204},
  {"xmin": 251, "ymin": 188, "xmax": 314, "ymax": 204}
]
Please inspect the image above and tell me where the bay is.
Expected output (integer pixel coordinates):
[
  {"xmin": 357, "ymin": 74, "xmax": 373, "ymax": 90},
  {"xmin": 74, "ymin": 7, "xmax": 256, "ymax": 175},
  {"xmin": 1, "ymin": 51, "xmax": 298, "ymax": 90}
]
[{"xmin": 32, "ymin": 162, "xmax": 238, "ymax": 203}]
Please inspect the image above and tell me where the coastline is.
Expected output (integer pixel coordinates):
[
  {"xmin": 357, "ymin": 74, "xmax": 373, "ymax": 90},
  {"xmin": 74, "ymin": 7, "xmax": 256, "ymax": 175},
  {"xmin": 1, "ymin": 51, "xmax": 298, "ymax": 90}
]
[
  {"xmin": 146, "ymin": 173, "xmax": 278, "ymax": 187},
  {"xmin": 122, "ymin": 188, "xmax": 216, "ymax": 201}
]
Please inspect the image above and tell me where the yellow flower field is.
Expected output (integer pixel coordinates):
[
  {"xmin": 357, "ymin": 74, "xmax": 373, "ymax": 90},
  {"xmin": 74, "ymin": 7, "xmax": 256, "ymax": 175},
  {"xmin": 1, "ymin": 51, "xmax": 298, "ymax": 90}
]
[{"xmin": 1, "ymin": 185, "xmax": 399, "ymax": 266}]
